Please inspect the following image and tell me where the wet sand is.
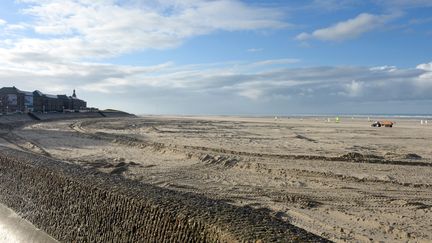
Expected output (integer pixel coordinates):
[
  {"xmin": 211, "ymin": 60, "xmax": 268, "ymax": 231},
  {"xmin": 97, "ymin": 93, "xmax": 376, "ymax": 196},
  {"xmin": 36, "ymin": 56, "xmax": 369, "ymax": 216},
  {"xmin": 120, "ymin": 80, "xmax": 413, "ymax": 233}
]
[{"xmin": 2, "ymin": 115, "xmax": 432, "ymax": 242}]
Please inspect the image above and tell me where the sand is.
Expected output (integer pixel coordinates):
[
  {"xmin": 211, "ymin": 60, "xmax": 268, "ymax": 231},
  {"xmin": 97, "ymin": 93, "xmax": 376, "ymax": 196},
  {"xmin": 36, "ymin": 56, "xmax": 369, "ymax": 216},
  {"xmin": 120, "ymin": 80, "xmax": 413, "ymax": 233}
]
[{"xmin": 2, "ymin": 115, "xmax": 432, "ymax": 242}]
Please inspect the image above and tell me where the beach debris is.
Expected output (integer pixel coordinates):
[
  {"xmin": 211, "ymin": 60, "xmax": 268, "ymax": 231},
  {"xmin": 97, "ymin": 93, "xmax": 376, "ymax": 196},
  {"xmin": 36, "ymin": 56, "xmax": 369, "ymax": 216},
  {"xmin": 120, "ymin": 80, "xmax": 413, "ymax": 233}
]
[
  {"xmin": 114, "ymin": 157, "xmax": 126, "ymax": 162},
  {"xmin": 200, "ymin": 154, "xmax": 238, "ymax": 167},
  {"xmin": 110, "ymin": 166, "xmax": 128, "ymax": 175},
  {"xmin": 340, "ymin": 152, "xmax": 365, "ymax": 162},
  {"xmin": 371, "ymin": 121, "xmax": 381, "ymax": 127},
  {"xmin": 340, "ymin": 152, "xmax": 384, "ymax": 162},
  {"xmin": 404, "ymin": 153, "xmax": 422, "ymax": 160},
  {"xmin": 115, "ymin": 162, "xmax": 127, "ymax": 167},
  {"xmin": 275, "ymin": 194, "xmax": 321, "ymax": 208},
  {"xmin": 295, "ymin": 134, "xmax": 317, "ymax": 143}
]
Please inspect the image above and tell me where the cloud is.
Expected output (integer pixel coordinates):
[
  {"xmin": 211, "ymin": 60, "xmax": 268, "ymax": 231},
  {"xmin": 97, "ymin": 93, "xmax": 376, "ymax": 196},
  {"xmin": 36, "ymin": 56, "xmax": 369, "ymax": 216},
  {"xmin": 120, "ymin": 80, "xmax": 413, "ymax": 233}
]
[
  {"xmin": 251, "ymin": 58, "xmax": 300, "ymax": 66},
  {"xmin": 0, "ymin": 1, "xmax": 430, "ymax": 114},
  {"xmin": 341, "ymin": 80, "xmax": 364, "ymax": 97},
  {"xmin": 238, "ymin": 88, "xmax": 263, "ymax": 100},
  {"xmin": 296, "ymin": 13, "xmax": 398, "ymax": 41},
  {"xmin": 0, "ymin": 53, "xmax": 431, "ymax": 113},
  {"xmin": 416, "ymin": 62, "xmax": 432, "ymax": 87},
  {"xmin": 370, "ymin": 65, "xmax": 397, "ymax": 72},
  {"xmin": 417, "ymin": 62, "xmax": 432, "ymax": 71},
  {"xmin": 376, "ymin": 0, "xmax": 432, "ymax": 9},
  {"xmin": 247, "ymin": 48, "xmax": 263, "ymax": 52},
  {"xmin": 7, "ymin": 0, "xmax": 287, "ymax": 60}
]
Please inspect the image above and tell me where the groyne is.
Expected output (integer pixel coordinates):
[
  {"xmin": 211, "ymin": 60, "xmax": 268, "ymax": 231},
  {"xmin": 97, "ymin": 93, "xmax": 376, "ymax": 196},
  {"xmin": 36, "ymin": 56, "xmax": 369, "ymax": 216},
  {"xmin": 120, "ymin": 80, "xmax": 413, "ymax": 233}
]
[{"xmin": 0, "ymin": 147, "xmax": 328, "ymax": 242}]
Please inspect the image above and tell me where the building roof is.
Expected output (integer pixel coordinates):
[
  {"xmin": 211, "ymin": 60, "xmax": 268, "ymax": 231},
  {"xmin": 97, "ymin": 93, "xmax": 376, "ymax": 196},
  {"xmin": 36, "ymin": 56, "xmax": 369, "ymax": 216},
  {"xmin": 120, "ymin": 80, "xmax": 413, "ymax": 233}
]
[
  {"xmin": 44, "ymin": 94, "xmax": 58, "ymax": 99},
  {"xmin": 33, "ymin": 90, "xmax": 44, "ymax": 96},
  {"xmin": 2, "ymin": 87, "xmax": 86, "ymax": 104},
  {"xmin": 0, "ymin": 86, "xmax": 22, "ymax": 93},
  {"xmin": 33, "ymin": 90, "xmax": 57, "ymax": 99},
  {"xmin": 0, "ymin": 87, "xmax": 35, "ymax": 97}
]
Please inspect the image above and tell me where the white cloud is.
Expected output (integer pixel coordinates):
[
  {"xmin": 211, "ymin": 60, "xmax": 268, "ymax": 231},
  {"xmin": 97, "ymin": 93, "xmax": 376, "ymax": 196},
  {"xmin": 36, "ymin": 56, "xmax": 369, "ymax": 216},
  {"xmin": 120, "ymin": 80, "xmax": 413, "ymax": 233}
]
[
  {"xmin": 252, "ymin": 58, "xmax": 300, "ymax": 66},
  {"xmin": 341, "ymin": 80, "xmax": 364, "ymax": 97},
  {"xmin": 296, "ymin": 13, "xmax": 398, "ymax": 41},
  {"xmin": 417, "ymin": 62, "xmax": 432, "ymax": 71},
  {"xmin": 8, "ymin": 0, "xmax": 287, "ymax": 60},
  {"xmin": 295, "ymin": 32, "xmax": 310, "ymax": 41},
  {"xmin": 370, "ymin": 65, "xmax": 397, "ymax": 72},
  {"xmin": 247, "ymin": 48, "xmax": 263, "ymax": 52},
  {"xmin": 238, "ymin": 88, "xmax": 263, "ymax": 100},
  {"xmin": 0, "ymin": 1, "xmax": 430, "ymax": 114},
  {"xmin": 0, "ymin": 55, "xmax": 431, "ymax": 111},
  {"xmin": 416, "ymin": 62, "xmax": 432, "ymax": 87}
]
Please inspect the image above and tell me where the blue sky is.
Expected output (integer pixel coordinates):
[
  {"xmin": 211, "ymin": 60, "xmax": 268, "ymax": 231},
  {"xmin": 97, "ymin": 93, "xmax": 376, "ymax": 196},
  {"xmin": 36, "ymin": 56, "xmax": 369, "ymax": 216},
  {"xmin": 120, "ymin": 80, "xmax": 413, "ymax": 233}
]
[{"xmin": 0, "ymin": 0, "xmax": 431, "ymax": 115}]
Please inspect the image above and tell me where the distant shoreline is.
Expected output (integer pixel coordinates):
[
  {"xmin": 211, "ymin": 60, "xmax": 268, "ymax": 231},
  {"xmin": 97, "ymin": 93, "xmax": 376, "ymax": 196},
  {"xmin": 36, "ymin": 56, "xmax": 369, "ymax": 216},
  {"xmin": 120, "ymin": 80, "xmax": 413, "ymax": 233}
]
[{"xmin": 139, "ymin": 113, "xmax": 432, "ymax": 120}]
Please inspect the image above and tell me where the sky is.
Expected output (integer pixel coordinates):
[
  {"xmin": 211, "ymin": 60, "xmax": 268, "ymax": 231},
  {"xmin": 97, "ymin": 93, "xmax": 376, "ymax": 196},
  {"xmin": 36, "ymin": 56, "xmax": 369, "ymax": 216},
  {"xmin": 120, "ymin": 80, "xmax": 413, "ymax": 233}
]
[{"xmin": 0, "ymin": 0, "xmax": 431, "ymax": 115}]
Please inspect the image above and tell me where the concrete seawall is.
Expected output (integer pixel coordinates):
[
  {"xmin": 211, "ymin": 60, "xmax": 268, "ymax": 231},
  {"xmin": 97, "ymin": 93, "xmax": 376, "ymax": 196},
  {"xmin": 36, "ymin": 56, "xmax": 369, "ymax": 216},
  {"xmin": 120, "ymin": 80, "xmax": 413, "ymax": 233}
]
[
  {"xmin": 0, "ymin": 147, "xmax": 328, "ymax": 242},
  {"xmin": 0, "ymin": 203, "xmax": 57, "ymax": 243},
  {"xmin": 0, "ymin": 111, "xmax": 134, "ymax": 127}
]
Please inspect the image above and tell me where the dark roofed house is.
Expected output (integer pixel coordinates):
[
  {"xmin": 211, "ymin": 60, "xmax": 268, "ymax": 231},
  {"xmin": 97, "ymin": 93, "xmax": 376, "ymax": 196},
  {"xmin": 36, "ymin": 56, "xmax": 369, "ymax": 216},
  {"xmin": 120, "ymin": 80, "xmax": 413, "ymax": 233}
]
[
  {"xmin": 57, "ymin": 95, "xmax": 71, "ymax": 111},
  {"xmin": 70, "ymin": 97, "xmax": 87, "ymax": 111},
  {"xmin": 0, "ymin": 86, "xmax": 26, "ymax": 113},
  {"xmin": 44, "ymin": 93, "xmax": 62, "ymax": 112},
  {"xmin": 23, "ymin": 91, "xmax": 34, "ymax": 112},
  {"xmin": 33, "ymin": 90, "xmax": 45, "ymax": 112}
]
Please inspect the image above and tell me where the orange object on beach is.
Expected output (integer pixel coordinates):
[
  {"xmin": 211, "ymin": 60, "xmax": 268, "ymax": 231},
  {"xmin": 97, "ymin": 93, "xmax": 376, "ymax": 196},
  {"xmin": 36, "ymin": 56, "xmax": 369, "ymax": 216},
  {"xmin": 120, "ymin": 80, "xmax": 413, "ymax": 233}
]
[{"xmin": 380, "ymin": 120, "xmax": 394, "ymax": 127}]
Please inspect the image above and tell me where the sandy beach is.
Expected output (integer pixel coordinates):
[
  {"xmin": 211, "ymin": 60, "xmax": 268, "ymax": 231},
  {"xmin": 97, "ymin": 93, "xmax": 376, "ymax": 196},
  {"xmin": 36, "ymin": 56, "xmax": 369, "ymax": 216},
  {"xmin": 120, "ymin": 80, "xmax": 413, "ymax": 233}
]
[{"xmin": 2, "ymin": 115, "xmax": 432, "ymax": 242}]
